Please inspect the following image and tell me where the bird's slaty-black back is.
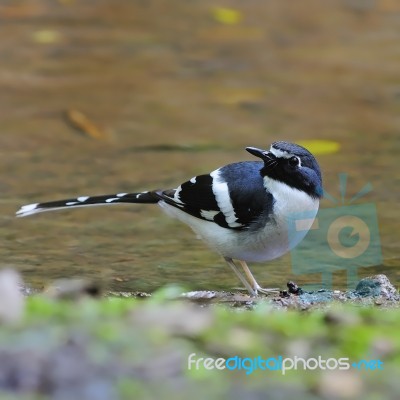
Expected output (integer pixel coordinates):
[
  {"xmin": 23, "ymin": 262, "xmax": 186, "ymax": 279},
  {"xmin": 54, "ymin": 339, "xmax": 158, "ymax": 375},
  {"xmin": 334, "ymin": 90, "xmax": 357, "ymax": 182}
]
[{"xmin": 158, "ymin": 161, "xmax": 274, "ymax": 230}]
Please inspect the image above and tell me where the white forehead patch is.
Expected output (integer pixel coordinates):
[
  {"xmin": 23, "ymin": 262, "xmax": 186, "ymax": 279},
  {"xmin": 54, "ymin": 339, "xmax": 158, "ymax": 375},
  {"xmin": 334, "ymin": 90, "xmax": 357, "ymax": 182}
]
[
  {"xmin": 270, "ymin": 146, "xmax": 302, "ymax": 167},
  {"xmin": 270, "ymin": 146, "xmax": 292, "ymax": 159}
]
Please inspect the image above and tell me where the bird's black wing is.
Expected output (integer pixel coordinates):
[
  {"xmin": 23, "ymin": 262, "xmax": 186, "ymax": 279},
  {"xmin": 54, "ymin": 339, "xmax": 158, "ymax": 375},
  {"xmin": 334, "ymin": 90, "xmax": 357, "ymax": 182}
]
[{"xmin": 157, "ymin": 161, "xmax": 274, "ymax": 230}]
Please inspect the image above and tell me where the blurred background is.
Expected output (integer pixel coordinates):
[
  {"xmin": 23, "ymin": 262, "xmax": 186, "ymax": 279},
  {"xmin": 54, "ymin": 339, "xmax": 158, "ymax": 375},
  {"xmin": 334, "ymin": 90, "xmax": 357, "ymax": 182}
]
[{"xmin": 1, "ymin": 0, "xmax": 399, "ymax": 292}]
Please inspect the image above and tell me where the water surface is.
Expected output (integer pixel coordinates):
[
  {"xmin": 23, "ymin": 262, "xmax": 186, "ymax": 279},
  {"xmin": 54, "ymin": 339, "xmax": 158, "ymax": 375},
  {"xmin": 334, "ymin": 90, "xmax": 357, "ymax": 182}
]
[{"xmin": 1, "ymin": 0, "xmax": 399, "ymax": 292}]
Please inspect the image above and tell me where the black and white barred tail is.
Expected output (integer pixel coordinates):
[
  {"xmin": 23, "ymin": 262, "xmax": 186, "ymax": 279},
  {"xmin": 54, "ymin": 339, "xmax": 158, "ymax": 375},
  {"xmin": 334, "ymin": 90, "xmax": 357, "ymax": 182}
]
[
  {"xmin": 15, "ymin": 164, "xmax": 270, "ymax": 230},
  {"xmin": 16, "ymin": 191, "xmax": 159, "ymax": 217}
]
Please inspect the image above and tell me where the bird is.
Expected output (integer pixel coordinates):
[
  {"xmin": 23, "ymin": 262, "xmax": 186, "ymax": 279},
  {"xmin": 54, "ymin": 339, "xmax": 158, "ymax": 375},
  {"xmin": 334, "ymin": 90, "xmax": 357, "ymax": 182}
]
[{"xmin": 16, "ymin": 141, "xmax": 322, "ymax": 296}]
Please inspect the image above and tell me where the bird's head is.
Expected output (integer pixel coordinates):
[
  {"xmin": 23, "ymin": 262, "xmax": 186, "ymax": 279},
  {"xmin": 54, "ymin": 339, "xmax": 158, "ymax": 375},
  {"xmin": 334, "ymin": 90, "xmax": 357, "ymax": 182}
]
[{"xmin": 246, "ymin": 141, "xmax": 323, "ymax": 199}]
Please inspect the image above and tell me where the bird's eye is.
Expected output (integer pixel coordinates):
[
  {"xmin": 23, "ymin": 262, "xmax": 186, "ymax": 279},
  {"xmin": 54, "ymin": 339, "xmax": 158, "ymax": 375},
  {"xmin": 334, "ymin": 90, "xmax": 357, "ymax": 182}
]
[{"xmin": 288, "ymin": 156, "xmax": 299, "ymax": 167}]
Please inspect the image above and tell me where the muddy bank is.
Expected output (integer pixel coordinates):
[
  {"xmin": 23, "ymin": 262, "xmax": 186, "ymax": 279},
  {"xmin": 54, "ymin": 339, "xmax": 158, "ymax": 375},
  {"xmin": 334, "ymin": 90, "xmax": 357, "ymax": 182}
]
[{"xmin": 181, "ymin": 274, "xmax": 400, "ymax": 310}]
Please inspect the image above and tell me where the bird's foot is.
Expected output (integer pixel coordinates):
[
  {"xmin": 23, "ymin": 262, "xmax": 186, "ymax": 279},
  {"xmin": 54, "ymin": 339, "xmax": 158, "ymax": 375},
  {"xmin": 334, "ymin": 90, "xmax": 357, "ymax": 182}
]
[{"xmin": 254, "ymin": 285, "xmax": 280, "ymax": 296}]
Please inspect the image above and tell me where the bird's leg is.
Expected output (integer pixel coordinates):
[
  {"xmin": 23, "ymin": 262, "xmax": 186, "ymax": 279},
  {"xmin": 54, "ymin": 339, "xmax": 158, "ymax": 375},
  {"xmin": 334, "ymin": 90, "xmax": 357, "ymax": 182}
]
[
  {"xmin": 238, "ymin": 260, "xmax": 280, "ymax": 295},
  {"xmin": 224, "ymin": 257, "xmax": 256, "ymax": 297}
]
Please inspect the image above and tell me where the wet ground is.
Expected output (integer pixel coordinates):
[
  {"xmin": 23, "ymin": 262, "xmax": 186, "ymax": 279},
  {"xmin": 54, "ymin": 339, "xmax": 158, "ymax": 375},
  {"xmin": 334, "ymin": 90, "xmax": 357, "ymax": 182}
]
[{"xmin": 1, "ymin": 0, "xmax": 399, "ymax": 293}]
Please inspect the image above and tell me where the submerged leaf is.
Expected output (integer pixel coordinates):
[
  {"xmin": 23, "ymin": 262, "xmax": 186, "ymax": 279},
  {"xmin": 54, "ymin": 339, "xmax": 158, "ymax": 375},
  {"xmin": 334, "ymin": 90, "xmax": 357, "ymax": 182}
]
[
  {"xmin": 297, "ymin": 139, "xmax": 340, "ymax": 155},
  {"xmin": 211, "ymin": 7, "xmax": 242, "ymax": 25},
  {"xmin": 65, "ymin": 109, "xmax": 108, "ymax": 140},
  {"xmin": 33, "ymin": 29, "xmax": 61, "ymax": 44}
]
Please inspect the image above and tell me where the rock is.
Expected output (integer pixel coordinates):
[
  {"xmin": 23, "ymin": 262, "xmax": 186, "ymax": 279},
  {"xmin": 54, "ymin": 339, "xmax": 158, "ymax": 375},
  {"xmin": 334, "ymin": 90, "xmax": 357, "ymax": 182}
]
[
  {"xmin": 355, "ymin": 274, "xmax": 398, "ymax": 299},
  {"xmin": 317, "ymin": 370, "xmax": 363, "ymax": 399},
  {"xmin": 0, "ymin": 269, "xmax": 25, "ymax": 324},
  {"xmin": 271, "ymin": 274, "xmax": 399, "ymax": 310},
  {"xmin": 44, "ymin": 278, "xmax": 101, "ymax": 300}
]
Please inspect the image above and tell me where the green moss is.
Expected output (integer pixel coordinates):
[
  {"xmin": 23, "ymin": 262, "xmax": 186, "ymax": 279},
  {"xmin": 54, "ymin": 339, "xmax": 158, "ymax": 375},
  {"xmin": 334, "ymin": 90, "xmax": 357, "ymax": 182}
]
[{"xmin": 1, "ymin": 292, "xmax": 399, "ymax": 399}]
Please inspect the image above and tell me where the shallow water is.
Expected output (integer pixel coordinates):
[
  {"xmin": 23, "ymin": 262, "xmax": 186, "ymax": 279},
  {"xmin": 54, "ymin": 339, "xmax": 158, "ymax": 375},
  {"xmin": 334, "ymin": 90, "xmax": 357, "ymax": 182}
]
[{"xmin": 1, "ymin": 0, "xmax": 399, "ymax": 292}]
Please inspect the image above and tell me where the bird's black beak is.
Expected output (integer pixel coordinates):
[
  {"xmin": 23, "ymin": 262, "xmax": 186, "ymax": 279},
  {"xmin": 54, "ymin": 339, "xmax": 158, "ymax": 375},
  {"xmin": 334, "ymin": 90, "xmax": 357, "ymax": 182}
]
[{"xmin": 246, "ymin": 147, "xmax": 273, "ymax": 161}]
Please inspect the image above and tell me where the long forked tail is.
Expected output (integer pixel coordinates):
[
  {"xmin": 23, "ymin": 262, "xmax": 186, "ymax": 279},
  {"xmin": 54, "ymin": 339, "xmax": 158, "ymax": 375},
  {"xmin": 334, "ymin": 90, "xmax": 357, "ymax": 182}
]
[{"xmin": 16, "ymin": 191, "xmax": 160, "ymax": 217}]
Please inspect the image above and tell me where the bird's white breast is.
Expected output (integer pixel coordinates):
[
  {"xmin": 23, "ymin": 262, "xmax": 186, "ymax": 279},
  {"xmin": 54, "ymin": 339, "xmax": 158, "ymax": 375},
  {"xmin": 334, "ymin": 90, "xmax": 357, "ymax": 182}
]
[
  {"xmin": 263, "ymin": 177, "xmax": 319, "ymax": 223},
  {"xmin": 254, "ymin": 177, "xmax": 319, "ymax": 260}
]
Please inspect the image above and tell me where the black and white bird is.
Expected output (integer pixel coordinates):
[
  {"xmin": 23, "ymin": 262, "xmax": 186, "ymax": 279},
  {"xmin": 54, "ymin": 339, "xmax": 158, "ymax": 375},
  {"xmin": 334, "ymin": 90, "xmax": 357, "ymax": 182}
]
[{"xmin": 16, "ymin": 141, "xmax": 322, "ymax": 296}]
